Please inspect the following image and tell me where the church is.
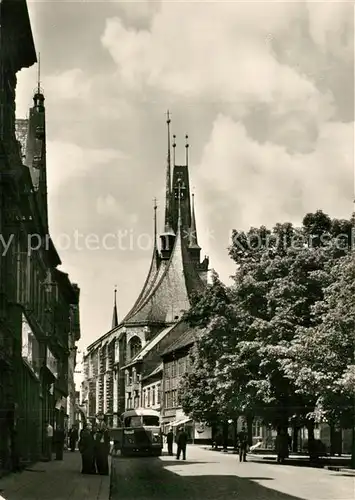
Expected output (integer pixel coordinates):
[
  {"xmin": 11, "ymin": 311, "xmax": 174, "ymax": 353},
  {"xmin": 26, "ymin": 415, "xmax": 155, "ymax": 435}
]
[{"xmin": 82, "ymin": 113, "xmax": 209, "ymax": 437}]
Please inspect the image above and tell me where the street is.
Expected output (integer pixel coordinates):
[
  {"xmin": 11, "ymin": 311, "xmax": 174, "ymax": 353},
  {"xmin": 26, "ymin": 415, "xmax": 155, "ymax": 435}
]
[{"xmin": 111, "ymin": 445, "xmax": 354, "ymax": 500}]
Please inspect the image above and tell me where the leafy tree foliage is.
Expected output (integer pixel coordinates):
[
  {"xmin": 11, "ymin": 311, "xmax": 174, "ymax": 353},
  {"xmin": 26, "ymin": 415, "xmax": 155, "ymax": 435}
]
[{"xmin": 180, "ymin": 210, "xmax": 353, "ymax": 453}]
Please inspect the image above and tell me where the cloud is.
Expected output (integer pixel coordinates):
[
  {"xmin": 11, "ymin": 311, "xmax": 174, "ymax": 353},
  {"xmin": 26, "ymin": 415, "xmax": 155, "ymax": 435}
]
[
  {"xmin": 45, "ymin": 69, "xmax": 91, "ymax": 100},
  {"xmin": 101, "ymin": 2, "xmax": 333, "ymax": 118},
  {"xmin": 46, "ymin": 141, "xmax": 127, "ymax": 195}
]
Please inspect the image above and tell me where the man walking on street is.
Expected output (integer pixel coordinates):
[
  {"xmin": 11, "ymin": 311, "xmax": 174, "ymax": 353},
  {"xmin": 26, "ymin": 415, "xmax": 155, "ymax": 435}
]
[
  {"xmin": 45, "ymin": 422, "xmax": 53, "ymax": 461},
  {"xmin": 238, "ymin": 426, "xmax": 248, "ymax": 462},
  {"xmin": 176, "ymin": 427, "xmax": 188, "ymax": 460}
]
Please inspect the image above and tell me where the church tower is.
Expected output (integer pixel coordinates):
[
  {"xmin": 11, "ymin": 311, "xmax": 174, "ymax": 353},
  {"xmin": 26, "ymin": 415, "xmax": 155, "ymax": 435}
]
[
  {"xmin": 23, "ymin": 55, "xmax": 49, "ymax": 230},
  {"xmin": 122, "ymin": 113, "xmax": 209, "ymax": 328},
  {"xmin": 160, "ymin": 111, "xmax": 175, "ymax": 260}
]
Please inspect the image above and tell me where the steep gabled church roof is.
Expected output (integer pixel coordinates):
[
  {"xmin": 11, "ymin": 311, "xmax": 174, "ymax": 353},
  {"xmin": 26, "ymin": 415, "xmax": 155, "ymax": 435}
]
[{"xmin": 123, "ymin": 202, "xmax": 205, "ymax": 325}]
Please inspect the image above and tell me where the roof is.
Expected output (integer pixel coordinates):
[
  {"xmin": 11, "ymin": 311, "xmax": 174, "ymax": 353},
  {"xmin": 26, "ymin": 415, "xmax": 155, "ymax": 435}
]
[
  {"xmin": 86, "ymin": 325, "xmax": 121, "ymax": 353},
  {"xmin": 123, "ymin": 220, "xmax": 205, "ymax": 325},
  {"xmin": 161, "ymin": 328, "xmax": 196, "ymax": 356},
  {"xmin": 142, "ymin": 362, "xmax": 163, "ymax": 381}
]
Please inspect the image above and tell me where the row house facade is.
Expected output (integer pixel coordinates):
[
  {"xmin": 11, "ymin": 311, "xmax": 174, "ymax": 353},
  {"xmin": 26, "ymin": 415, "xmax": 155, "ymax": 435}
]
[{"xmin": 0, "ymin": 0, "xmax": 80, "ymax": 473}]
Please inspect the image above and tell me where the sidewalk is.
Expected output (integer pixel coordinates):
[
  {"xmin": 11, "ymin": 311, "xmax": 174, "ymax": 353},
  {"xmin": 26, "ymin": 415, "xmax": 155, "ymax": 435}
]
[
  {"xmin": 198, "ymin": 445, "xmax": 352, "ymax": 468},
  {"xmin": 0, "ymin": 451, "xmax": 111, "ymax": 500}
]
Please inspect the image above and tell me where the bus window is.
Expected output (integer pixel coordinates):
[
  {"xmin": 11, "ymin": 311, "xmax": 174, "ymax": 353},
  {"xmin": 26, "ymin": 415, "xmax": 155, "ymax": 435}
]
[
  {"xmin": 142, "ymin": 416, "xmax": 160, "ymax": 427},
  {"xmin": 125, "ymin": 416, "xmax": 142, "ymax": 428}
]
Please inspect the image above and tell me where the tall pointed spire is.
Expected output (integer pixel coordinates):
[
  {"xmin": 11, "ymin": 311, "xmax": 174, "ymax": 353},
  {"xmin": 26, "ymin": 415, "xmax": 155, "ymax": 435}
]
[
  {"xmin": 173, "ymin": 135, "xmax": 176, "ymax": 166},
  {"xmin": 153, "ymin": 197, "xmax": 158, "ymax": 248},
  {"xmin": 189, "ymin": 193, "xmax": 200, "ymax": 248},
  {"xmin": 112, "ymin": 286, "xmax": 118, "ymax": 329},
  {"xmin": 185, "ymin": 134, "xmax": 189, "ymax": 166},
  {"xmin": 164, "ymin": 111, "xmax": 173, "ymax": 232},
  {"xmin": 37, "ymin": 52, "xmax": 41, "ymax": 94}
]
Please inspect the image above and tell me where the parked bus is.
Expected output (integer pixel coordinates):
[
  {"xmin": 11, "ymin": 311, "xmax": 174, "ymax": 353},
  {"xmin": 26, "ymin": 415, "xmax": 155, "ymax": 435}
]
[{"xmin": 110, "ymin": 408, "xmax": 163, "ymax": 456}]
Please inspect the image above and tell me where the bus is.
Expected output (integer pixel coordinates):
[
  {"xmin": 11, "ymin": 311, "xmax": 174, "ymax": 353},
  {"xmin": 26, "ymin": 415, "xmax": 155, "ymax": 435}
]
[{"xmin": 110, "ymin": 408, "xmax": 163, "ymax": 456}]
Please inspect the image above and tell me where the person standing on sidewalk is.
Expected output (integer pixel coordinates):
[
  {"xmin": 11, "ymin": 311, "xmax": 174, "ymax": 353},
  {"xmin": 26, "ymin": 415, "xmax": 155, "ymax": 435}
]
[
  {"xmin": 79, "ymin": 422, "xmax": 96, "ymax": 474},
  {"xmin": 238, "ymin": 426, "xmax": 248, "ymax": 462},
  {"xmin": 94, "ymin": 413, "xmax": 110, "ymax": 475},
  {"xmin": 54, "ymin": 425, "xmax": 65, "ymax": 460},
  {"xmin": 166, "ymin": 428, "xmax": 174, "ymax": 456},
  {"xmin": 176, "ymin": 427, "xmax": 188, "ymax": 460},
  {"xmin": 45, "ymin": 422, "xmax": 53, "ymax": 461}
]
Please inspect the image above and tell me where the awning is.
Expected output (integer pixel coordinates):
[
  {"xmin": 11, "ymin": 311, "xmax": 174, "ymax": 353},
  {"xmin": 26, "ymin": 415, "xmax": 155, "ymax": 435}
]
[{"xmin": 172, "ymin": 417, "xmax": 192, "ymax": 427}]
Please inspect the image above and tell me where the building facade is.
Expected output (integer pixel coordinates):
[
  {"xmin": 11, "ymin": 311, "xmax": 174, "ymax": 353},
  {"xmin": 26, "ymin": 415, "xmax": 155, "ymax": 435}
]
[
  {"xmin": 82, "ymin": 116, "xmax": 209, "ymax": 426},
  {"xmin": 0, "ymin": 0, "xmax": 80, "ymax": 472}
]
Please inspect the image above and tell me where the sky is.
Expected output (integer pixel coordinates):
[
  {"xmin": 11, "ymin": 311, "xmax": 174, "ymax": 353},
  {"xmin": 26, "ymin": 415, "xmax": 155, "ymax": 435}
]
[{"xmin": 16, "ymin": 0, "xmax": 354, "ymax": 360}]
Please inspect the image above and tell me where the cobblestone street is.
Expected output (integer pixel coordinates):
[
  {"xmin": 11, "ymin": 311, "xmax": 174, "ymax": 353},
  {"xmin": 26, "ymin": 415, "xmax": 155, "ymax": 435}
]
[
  {"xmin": 111, "ymin": 445, "xmax": 354, "ymax": 500},
  {"xmin": 0, "ymin": 451, "xmax": 110, "ymax": 500}
]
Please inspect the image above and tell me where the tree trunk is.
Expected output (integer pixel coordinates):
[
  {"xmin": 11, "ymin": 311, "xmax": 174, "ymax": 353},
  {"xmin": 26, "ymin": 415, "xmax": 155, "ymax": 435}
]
[
  {"xmin": 330, "ymin": 422, "xmax": 336, "ymax": 456},
  {"xmin": 222, "ymin": 422, "xmax": 228, "ymax": 450},
  {"xmin": 246, "ymin": 415, "xmax": 253, "ymax": 447},
  {"xmin": 233, "ymin": 421, "xmax": 238, "ymax": 450}
]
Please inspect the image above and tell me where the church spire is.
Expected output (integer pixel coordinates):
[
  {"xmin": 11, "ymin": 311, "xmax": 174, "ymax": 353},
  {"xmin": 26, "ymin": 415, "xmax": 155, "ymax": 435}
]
[
  {"xmin": 164, "ymin": 111, "xmax": 173, "ymax": 232},
  {"xmin": 112, "ymin": 286, "xmax": 118, "ymax": 329},
  {"xmin": 189, "ymin": 193, "xmax": 200, "ymax": 249}
]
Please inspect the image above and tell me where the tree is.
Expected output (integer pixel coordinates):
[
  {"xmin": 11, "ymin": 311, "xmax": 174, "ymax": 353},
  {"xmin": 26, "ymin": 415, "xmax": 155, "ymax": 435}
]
[
  {"xmin": 181, "ymin": 211, "xmax": 353, "ymax": 458},
  {"xmin": 282, "ymin": 252, "xmax": 355, "ymax": 464}
]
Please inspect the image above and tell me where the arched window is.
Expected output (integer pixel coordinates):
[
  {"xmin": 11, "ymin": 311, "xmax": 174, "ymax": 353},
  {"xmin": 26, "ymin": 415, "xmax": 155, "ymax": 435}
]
[{"xmin": 129, "ymin": 336, "xmax": 142, "ymax": 360}]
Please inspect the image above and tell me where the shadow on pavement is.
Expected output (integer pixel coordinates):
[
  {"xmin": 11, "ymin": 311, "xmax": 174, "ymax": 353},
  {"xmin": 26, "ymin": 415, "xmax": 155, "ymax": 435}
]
[{"xmin": 111, "ymin": 456, "xmax": 304, "ymax": 500}]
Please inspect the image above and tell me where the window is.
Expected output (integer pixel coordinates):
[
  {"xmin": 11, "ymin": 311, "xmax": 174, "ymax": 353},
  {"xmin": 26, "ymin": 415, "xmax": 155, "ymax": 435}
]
[
  {"xmin": 157, "ymin": 384, "xmax": 161, "ymax": 405},
  {"xmin": 129, "ymin": 336, "xmax": 142, "ymax": 360},
  {"xmin": 142, "ymin": 416, "xmax": 159, "ymax": 426},
  {"xmin": 165, "ymin": 363, "xmax": 171, "ymax": 378},
  {"xmin": 147, "ymin": 388, "xmax": 151, "ymax": 407},
  {"xmin": 134, "ymin": 391, "xmax": 139, "ymax": 409},
  {"xmin": 172, "ymin": 389, "xmax": 177, "ymax": 408},
  {"xmin": 142, "ymin": 389, "xmax": 146, "ymax": 407},
  {"xmin": 178, "ymin": 358, "xmax": 186, "ymax": 376},
  {"xmin": 171, "ymin": 360, "xmax": 176, "ymax": 377},
  {"xmin": 125, "ymin": 416, "xmax": 141, "ymax": 428},
  {"xmin": 152, "ymin": 386, "xmax": 156, "ymax": 406},
  {"xmin": 252, "ymin": 420, "xmax": 262, "ymax": 438},
  {"xmin": 126, "ymin": 392, "xmax": 132, "ymax": 409}
]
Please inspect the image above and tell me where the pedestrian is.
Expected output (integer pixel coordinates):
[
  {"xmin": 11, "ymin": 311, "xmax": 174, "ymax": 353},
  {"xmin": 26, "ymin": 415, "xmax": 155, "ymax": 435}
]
[
  {"xmin": 69, "ymin": 426, "xmax": 79, "ymax": 452},
  {"xmin": 166, "ymin": 427, "xmax": 174, "ymax": 456},
  {"xmin": 78, "ymin": 422, "xmax": 96, "ymax": 474},
  {"xmin": 45, "ymin": 421, "xmax": 53, "ymax": 461},
  {"xmin": 176, "ymin": 427, "xmax": 188, "ymax": 460},
  {"xmin": 54, "ymin": 424, "xmax": 65, "ymax": 460},
  {"xmin": 275, "ymin": 429, "xmax": 288, "ymax": 464},
  {"xmin": 94, "ymin": 413, "xmax": 110, "ymax": 475},
  {"xmin": 238, "ymin": 426, "xmax": 248, "ymax": 462}
]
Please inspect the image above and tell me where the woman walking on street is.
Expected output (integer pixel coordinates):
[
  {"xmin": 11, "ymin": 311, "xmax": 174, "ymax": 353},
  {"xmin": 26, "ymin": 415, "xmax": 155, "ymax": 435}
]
[
  {"xmin": 94, "ymin": 413, "xmax": 110, "ymax": 475},
  {"xmin": 78, "ymin": 422, "xmax": 96, "ymax": 474}
]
